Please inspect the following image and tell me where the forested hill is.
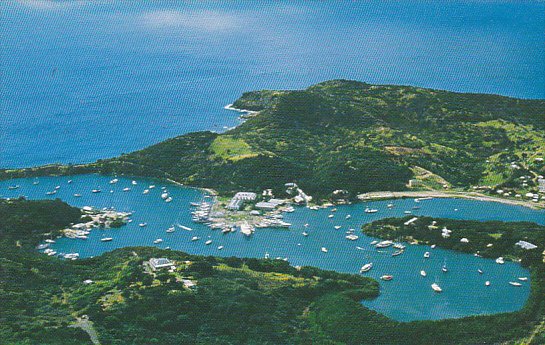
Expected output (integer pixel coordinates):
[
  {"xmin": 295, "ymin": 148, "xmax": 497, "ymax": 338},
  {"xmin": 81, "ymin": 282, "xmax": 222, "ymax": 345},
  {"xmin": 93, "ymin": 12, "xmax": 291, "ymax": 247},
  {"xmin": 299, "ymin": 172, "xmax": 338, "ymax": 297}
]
[{"xmin": 8, "ymin": 80, "xmax": 544, "ymax": 198}]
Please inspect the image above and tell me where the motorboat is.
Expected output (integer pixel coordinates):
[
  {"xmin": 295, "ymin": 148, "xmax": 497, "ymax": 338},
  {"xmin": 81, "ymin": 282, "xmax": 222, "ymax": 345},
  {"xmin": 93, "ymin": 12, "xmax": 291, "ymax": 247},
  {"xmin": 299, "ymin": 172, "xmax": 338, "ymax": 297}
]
[
  {"xmin": 91, "ymin": 189, "xmax": 101, "ymax": 193},
  {"xmin": 424, "ymin": 252, "xmax": 430, "ymax": 258},
  {"xmin": 392, "ymin": 250, "xmax": 404, "ymax": 257},
  {"xmin": 153, "ymin": 239, "xmax": 163, "ymax": 244},
  {"xmin": 420, "ymin": 270, "xmax": 427, "ymax": 277},
  {"xmin": 334, "ymin": 225, "xmax": 341, "ymax": 230},
  {"xmin": 485, "ymin": 281, "xmax": 491, "ymax": 286},
  {"xmin": 302, "ymin": 231, "xmax": 309, "ymax": 237},
  {"xmin": 364, "ymin": 208, "xmax": 378, "ymax": 213},
  {"xmin": 509, "ymin": 282, "xmax": 522, "ymax": 287},
  {"xmin": 8, "ymin": 185, "xmax": 21, "ymax": 190},
  {"xmin": 101, "ymin": 237, "xmax": 113, "ymax": 242},
  {"xmin": 345, "ymin": 214, "xmax": 351, "ymax": 219},
  {"xmin": 431, "ymin": 283, "xmax": 442, "ymax": 292},
  {"xmin": 478, "ymin": 269, "xmax": 484, "ymax": 274},
  {"xmin": 132, "ymin": 180, "xmax": 137, "ymax": 185},
  {"xmin": 178, "ymin": 225, "xmax": 193, "ymax": 231},
  {"xmin": 165, "ymin": 197, "xmax": 173, "ymax": 203},
  {"xmin": 166, "ymin": 227, "xmax": 175, "ymax": 233},
  {"xmin": 321, "ymin": 247, "xmax": 328, "ymax": 253},
  {"xmin": 387, "ymin": 203, "xmax": 394, "ymax": 208},
  {"xmin": 345, "ymin": 234, "xmax": 359, "ymax": 241},
  {"xmin": 143, "ymin": 189, "xmax": 150, "ymax": 194},
  {"xmin": 518, "ymin": 277, "xmax": 528, "ymax": 281},
  {"xmin": 205, "ymin": 240, "xmax": 213, "ymax": 245},
  {"xmin": 109, "ymin": 179, "xmax": 118, "ymax": 184},
  {"xmin": 328, "ymin": 214, "xmax": 334, "ymax": 218},
  {"xmin": 191, "ymin": 236, "xmax": 200, "ymax": 241},
  {"xmin": 217, "ymin": 246, "xmax": 224, "ymax": 250},
  {"xmin": 375, "ymin": 240, "xmax": 393, "ymax": 248},
  {"xmin": 123, "ymin": 187, "xmax": 131, "ymax": 192},
  {"xmin": 496, "ymin": 257, "xmax": 505, "ymax": 264},
  {"xmin": 73, "ymin": 193, "xmax": 82, "ymax": 197},
  {"xmin": 381, "ymin": 275, "xmax": 393, "ymax": 281},
  {"xmin": 139, "ymin": 223, "xmax": 147, "ymax": 227},
  {"xmin": 360, "ymin": 263, "xmax": 373, "ymax": 273}
]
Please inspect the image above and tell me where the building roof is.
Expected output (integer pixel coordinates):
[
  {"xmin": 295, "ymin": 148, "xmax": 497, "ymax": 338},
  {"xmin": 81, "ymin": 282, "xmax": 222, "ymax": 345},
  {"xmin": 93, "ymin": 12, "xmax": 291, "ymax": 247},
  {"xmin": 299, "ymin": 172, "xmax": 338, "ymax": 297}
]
[
  {"xmin": 515, "ymin": 241, "xmax": 538, "ymax": 250},
  {"xmin": 150, "ymin": 258, "xmax": 173, "ymax": 268},
  {"xmin": 255, "ymin": 201, "xmax": 277, "ymax": 209}
]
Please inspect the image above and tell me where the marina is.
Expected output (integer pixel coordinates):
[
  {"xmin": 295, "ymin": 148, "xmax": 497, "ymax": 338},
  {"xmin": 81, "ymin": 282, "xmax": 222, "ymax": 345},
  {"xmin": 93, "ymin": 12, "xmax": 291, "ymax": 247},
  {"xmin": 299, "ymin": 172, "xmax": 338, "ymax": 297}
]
[{"xmin": 0, "ymin": 174, "xmax": 542, "ymax": 322}]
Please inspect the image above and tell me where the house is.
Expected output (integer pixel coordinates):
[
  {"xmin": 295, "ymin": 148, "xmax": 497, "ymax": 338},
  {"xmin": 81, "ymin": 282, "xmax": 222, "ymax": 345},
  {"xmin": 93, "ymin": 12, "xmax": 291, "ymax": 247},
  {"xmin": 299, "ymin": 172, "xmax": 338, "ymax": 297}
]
[
  {"xmin": 408, "ymin": 179, "xmax": 422, "ymax": 188},
  {"xmin": 255, "ymin": 201, "xmax": 277, "ymax": 211},
  {"xmin": 226, "ymin": 192, "xmax": 257, "ymax": 210},
  {"xmin": 515, "ymin": 241, "xmax": 538, "ymax": 250},
  {"xmin": 182, "ymin": 279, "xmax": 196, "ymax": 289},
  {"xmin": 149, "ymin": 258, "xmax": 174, "ymax": 271},
  {"xmin": 538, "ymin": 178, "xmax": 545, "ymax": 193}
]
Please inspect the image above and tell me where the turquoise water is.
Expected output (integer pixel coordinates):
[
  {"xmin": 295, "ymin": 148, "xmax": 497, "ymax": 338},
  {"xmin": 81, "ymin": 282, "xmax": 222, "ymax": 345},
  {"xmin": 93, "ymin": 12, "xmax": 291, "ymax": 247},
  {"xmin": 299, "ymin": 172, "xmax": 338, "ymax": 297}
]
[
  {"xmin": 2, "ymin": 175, "xmax": 543, "ymax": 321},
  {"xmin": 2, "ymin": 0, "xmax": 544, "ymax": 168}
]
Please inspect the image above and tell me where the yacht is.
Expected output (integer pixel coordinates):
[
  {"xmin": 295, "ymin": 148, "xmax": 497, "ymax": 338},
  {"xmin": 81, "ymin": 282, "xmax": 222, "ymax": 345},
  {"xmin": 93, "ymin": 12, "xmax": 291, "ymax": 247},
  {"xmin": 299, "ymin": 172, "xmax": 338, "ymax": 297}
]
[
  {"xmin": 132, "ymin": 180, "xmax": 137, "ymax": 185},
  {"xmin": 109, "ymin": 179, "xmax": 118, "ymax": 184},
  {"xmin": 424, "ymin": 252, "xmax": 431, "ymax": 258},
  {"xmin": 178, "ymin": 225, "xmax": 193, "ymax": 231},
  {"xmin": 392, "ymin": 250, "xmax": 404, "ymax": 257},
  {"xmin": 518, "ymin": 277, "xmax": 528, "ymax": 281},
  {"xmin": 360, "ymin": 263, "xmax": 373, "ymax": 273},
  {"xmin": 91, "ymin": 189, "xmax": 101, "ymax": 193},
  {"xmin": 328, "ymin": 214, "xmax": 334, "ymax": 218},
  {"xmin": 345, "ymin": 234, "xmax": 359, "ymax": 241},
  {"xmin": 485, "ymin": 281, "xmax": 491, "ymax": 286},
  {"xmin": 364, "ymin": 207, "xmax": 378, "ymax": 213},
  {"xmin": 143, "ymin": 189, "xmax": 150, "ymax": 194},
  {"xmin": 165, "ymin": 197, "xmax": 173, "ymax": 203},
  {"xmin": 73, "ymin": 193, "xmax": 82, "ymax": 197},
  {"xmin": 166, "ymin": 227, "xmax": 175, "ymax": 233},
  {"xmin": 101, "ymin": 237, "xmax": 113, "ymax": 242},
  {"xmin": 431, "ymin": 283, "xmax": 442, "ymax": 292},
  {"xmin": 495, "ymin": 257, "xmax": 505, "ymax": 264},
  {"xmin": 217, "ymin": 246, "xmax": 224, "ymax": 250},
  {"xmin": 321, "ymin": 247, "xmax": 328, "ymax": 253},
  {"xmin": 153, "ymin": 239, "xmax": 163, "ymax": 244},
  {"xmin": 205, "ymin": 240, "xmax": 213, "ymax": 245},
  {"xmin": 509, "ymin": 281, "xmax": 522, "ymax": 287},
  {"xmin": 139, "ymin": 223, "xmax": 147, "ymax": 227},
  {"xmin": 420, "ymin": 270, "xmax": 427, "ymax": 277},
  {"xmin": 191, "ymin": 236, "xmax": 200, "ymax": 242},
  {"xmin": 123, "ymin": 187, "xmax": 131, "ymax": 192},
  {"xmin": 381, "ymin": 275, "xmax": 393, "ymax": 281},
  {"xmin": 375, "ymin": 240, "xmax": 393, "ymax": 248}
]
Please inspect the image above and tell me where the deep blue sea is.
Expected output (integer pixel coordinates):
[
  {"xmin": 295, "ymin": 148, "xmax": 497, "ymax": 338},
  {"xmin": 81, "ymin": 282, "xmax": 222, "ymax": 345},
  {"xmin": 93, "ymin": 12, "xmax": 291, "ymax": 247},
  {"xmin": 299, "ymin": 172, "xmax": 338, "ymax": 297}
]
[
  {"xmin": 2, "ymin": 175, "xmax": 544, "ymax": 321},
  {"xmin": 1, "ymin": 0, "xmax": 544, "ymax": 168}
]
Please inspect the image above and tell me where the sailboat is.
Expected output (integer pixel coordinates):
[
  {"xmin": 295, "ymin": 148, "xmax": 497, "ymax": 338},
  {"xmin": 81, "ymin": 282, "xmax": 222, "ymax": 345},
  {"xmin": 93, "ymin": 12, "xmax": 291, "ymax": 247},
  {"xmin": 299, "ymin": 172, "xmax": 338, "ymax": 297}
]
[{"xmin": 442, "ymin": 259, "xmax": 448, "ymax": 273}]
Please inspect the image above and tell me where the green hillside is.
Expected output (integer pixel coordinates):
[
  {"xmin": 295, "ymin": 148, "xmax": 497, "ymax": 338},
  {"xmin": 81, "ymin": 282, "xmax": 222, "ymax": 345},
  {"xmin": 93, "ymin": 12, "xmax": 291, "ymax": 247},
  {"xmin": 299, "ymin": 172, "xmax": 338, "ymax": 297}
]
[{"xmin": 3, "ymin": 80, "xmax": 544, "ymax": 200}]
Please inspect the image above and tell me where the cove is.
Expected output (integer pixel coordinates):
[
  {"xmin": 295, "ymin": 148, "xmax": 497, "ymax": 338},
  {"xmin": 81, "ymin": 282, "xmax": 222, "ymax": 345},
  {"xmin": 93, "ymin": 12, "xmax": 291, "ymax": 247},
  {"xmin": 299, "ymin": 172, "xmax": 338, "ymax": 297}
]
[{"xmin": 1, "ymin": 174, "xmax": 543, "ymax": 322}]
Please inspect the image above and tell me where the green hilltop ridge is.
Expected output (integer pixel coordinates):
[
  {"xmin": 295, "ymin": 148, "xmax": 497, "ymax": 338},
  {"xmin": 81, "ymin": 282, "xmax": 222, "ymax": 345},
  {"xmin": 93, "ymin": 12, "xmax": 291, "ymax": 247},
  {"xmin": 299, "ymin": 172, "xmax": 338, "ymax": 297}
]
[
  {"xmin": 3, "ymin": 80, "xmax": 545, "ymax": 200},
  {"xmin": 2, "ymin": 199, "xmax": 545, "ymax": 344}
]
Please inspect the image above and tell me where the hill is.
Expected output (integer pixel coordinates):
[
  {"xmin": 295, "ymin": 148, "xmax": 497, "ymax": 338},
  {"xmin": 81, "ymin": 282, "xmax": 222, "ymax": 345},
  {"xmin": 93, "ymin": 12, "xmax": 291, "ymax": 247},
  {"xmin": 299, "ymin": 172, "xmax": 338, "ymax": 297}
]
[{"xmin": 3, "ymin": 80, "xmax": 544, "ymax": 200}]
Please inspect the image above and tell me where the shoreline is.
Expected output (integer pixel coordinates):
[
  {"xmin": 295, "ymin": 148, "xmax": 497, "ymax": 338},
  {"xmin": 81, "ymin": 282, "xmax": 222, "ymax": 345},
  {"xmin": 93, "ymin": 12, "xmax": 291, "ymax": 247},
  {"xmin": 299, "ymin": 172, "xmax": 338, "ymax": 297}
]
[{"xmin": 357, "ymin": 190, "xmax": 545, "ymax": 210}]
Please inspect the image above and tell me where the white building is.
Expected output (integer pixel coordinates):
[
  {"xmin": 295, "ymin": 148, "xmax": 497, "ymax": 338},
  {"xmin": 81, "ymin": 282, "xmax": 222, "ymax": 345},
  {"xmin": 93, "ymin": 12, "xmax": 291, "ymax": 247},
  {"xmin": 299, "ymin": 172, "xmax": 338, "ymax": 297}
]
[
  {"xmin": 226, "ymin": 192, "xmax": 257, "ymax": 210},
  {"xmin": 515, "ymin": 241, "xmax": 538, "ymax": 250},
  {"xmin": 149, "ymin": 258, "xmax": 174, "ymax": 271}
]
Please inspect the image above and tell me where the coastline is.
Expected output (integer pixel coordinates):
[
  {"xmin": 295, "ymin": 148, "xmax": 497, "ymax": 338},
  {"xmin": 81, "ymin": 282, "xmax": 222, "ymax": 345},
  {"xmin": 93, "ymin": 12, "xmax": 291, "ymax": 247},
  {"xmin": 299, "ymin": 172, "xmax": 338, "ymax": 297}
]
[{"xmin": 357, "ymin": 190, "xmax": 545, "ymax": 210}]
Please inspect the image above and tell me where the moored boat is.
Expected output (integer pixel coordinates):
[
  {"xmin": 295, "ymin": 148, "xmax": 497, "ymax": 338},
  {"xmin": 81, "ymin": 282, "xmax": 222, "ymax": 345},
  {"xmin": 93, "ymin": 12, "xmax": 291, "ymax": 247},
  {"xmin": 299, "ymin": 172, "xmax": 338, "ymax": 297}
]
[
  {"xmin": 360, "ymin": 263, "xmax": 373, "ymax": 273},
  {"xmin": 431, "ymin": 283, "xmax": 442, "ymax": 292},
  {"xmin": 509, "ymin": 281, "xmax": 522, "ymax": 287},
  {"xmin": 381, "ymin": 275, "xmax": 393, "ymax": 281}
]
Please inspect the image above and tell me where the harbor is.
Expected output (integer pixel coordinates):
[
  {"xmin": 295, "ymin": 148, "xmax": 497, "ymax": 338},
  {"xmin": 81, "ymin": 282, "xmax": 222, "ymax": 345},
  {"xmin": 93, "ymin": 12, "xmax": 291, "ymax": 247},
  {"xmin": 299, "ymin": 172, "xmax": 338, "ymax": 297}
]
[{"xmin": 1, "ymin": 174, "xmax": 543, "ymax": 321}]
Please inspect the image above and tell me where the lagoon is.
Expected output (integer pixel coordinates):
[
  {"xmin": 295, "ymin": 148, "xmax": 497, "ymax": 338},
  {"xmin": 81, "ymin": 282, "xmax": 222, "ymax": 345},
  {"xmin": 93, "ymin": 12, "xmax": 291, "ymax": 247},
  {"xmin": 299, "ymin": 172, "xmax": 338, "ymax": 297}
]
[{"xmin": 1, "ymin": 174, "xmax": 543, "ymax": 321}]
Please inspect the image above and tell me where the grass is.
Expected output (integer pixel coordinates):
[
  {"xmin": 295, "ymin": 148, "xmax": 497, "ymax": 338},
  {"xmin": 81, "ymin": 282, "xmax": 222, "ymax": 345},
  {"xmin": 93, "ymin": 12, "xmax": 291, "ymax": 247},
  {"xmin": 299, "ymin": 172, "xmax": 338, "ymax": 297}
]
[{"xmin": 209, "ymin": 136, "xmax": 259, "ymax": 161}]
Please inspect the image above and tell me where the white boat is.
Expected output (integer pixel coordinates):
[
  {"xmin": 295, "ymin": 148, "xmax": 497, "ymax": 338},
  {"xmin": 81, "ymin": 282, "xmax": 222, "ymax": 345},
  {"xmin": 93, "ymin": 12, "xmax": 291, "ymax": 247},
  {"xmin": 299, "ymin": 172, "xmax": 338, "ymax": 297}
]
[
  {"xmin": 430, "ymin": 244, "xmax": 436, "ymax": 249},
  {"xmin": 302, "ymin": 231, "xmax": 309, "ymax": 237},
  {"xmin": 420, "ymin": 270, "xmax": 427, "ymax": 277},
  {"xmin": 165, "ymin": 197, "xmax": 173, "ymax": 203},
  {"xmin": 91, "ymin": 189, "xmax": 101, "ymax": 193},
  {"xmin": 73, "ymin": 193, "xmax": 82, "ymax": 197},
  {"xmin": 334, "ymin": 225, "xmax": 341, "ymax": 230},
  {"xmin": 478, "ymin": 269, "xmax": 484, "ymax": 274},
  {"xmin": 47, "ymin": 251, "xmax": 57, "ymax": 256},
  {"xmin": 178, "ymin": 225, "xmax": 193, "ymax": 231},
  {"xmin": 217, "ymin": 246, "xmax": 224, "ymax": 250},
  {"xmin": 424, "ymin": 252, "xmax": 430, "ymax": 258},
  {"xmin": 345, "ymin": 214, "xmax": 351, "ymax": 219},
  {"xmin": 101, "ymin": 237, "xmax": 113, "ymax": 242},
  {"xmin": 442, "ymin": 265, "xmax": 448, "ymax": 273},
  {"xmin": 45, "ymin": 239, "xmax": 56, "ymax": 244},
  {"xmin": 149, "ymin": 185, "xmax": 156, "ymax": 189},
  {"xmin": 404, "ymin": 211, "xmax": 412, "ymax": 214},
  {"xmin": 392, "ymin": 250, "xmax": 404, "ymax": 257},
  {"xmin": 123, "ymin": 187, "xmax": 131, "ymax": 192},
  {"xmin": 364, "ymin": 208, "xmax": 378, "ymax": 213},
  {"xmin": 191, "ymin": 236, "xmax": 200, "ymax": 242},
  {"xmin": 321, "ymin": 247, "xmax": 328, "ymax": 253},
  {"xmin": 360, "ymin": 263, "xmax": 373, "ymax": 273},
  {"xmin": 375, "ymin": 240, "xmax": 393, "ymax": 248},
  {"xmin": 46, "ymin": 190, "xmax": 57, "ymax": 195},
  {"xmin": 109, "ymin": 179, "xmax": 118, "ymax": 184},
  {"xmin": 496, "ymin": 257, "xmax": 505, "ymax": 264},
  {"xmin": 139, "ymin": 223, "xmax": 147, "ymax": 227},
  {"xmin": 509, "ymin": 281, "xmax": 522, "ymax": 287},
  {"xmin": 370, "ymin": 240, "xmax": 378, "ymax": 245},
  {"xmin": 345, "ymin": 234, "xmax": 359, "ymax": 241},
  {"xmin": 518, "ymin": 277, "xmax": 528, "ymax": 281},
  {"xmin": 153, "ymin": 239, "xmax": 163, "ymax": 244},
  {"xmin": 485, "ymin": 281, "xmax": 491, "ymax": 286},
  {"xmin": 431, "ymin": 283, "xmax": 442, "ymax": 292},
  {"xmin": 143, "ymin": 189, "xmax": 150, "ymax": 194},
  {"xmin": 205, "ymin": 240, "xmax": 213, "ymax": 245},
  {"xmin": 132, "ymin": 180, "xmax": 137, "ymax": 185},
  {"xmin": 161, "ymin": 193, "xmax": 169, "ymax": 200},
  {"xmin": 166, "ymin": 227, "xmax": 175, "ymax": 233},
  {"xmin": 356, "ymin": 246, "xmax": 364, "ymax": 250},
  {"xmin": 54, "ymin": 185, "xmax": 61, "ymax": 190},
  {"xmin": 328, "ymin": 214, "xmax": 334, "ymax": 218},
  {"xmin": 387, "ymin": 203, "xmax": 394, "ymax": 208}
]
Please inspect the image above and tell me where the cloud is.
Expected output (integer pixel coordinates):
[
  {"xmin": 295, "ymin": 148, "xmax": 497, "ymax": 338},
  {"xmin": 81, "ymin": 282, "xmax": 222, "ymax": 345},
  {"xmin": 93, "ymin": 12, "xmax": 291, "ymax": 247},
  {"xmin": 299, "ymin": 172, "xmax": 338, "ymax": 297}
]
[{"xmin": 141, "ymin": 9, "xmax": 243, "ymax": 32}]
